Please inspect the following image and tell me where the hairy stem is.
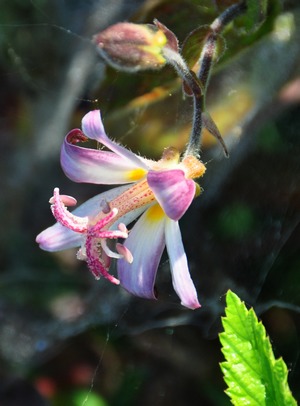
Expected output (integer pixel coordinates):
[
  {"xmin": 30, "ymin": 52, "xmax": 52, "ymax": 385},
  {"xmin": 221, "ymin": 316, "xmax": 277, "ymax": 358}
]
[
  {"xmin": 199, "ymin": 1, "xmax": 247, "ymax": 92},
  {"xmin": 191, "ymin": 1, "xmax": 247, "ymax": 156},
  {"xmin": 162, "ymin": 47, "xmax": 204, "ymax": 157},
  {"xmin": 163, "ymin": 1, "xmax": 247, "ymax": 158}
]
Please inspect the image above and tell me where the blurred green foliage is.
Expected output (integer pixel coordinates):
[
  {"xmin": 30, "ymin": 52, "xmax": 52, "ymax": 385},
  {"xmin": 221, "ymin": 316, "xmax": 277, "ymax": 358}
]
[{"xmin": 216, "ymin": 202, "xmax": 257, "ymax": 239}]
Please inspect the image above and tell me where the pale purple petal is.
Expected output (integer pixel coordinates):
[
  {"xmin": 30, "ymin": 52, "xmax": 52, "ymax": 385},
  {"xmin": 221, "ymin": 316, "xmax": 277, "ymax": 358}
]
[
  {"xmin": 147, "ymin": 169, "xmax": 195, "ymax": 221},
  {"xmin": 165, "ymin": 218, "xmax": 200, "ymax": 309},
  {"xmin": 118, "ymin": 205, "xmax": 166, "ymax": 299},
  {"xmin": 36, "ymin": 223, "xmax": 83, "ymax": 252},
  {"xmin": 61, "ymin": 136, "xmax": 145, "ymax": 184},
  {"xmin": 36, "ymin": 185, "xmax": 130, "ymax": 252},
  {"xmin": 81, "ymin": 110, "xmax": 148, "ymax": 169}
]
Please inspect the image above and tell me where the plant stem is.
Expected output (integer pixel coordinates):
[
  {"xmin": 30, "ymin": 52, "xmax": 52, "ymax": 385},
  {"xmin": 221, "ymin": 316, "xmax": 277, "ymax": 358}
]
[
  {"xmin": 163, "ymin": 1, "xmax": 247, "ymax": 158},
  {"xmin": 211, "ymin": 1, "xmax": 247, "ymax": 34},
  {"xmin": 162, "ymin": 47, "xmax": 204, "ymax": 157},
  {"xmin": 190, "ymin": 1, "xmax": 247, "ymax": 156},
  {"xmin": 199, "ymin": 1, "xmax": 247, "ymax": 92}
]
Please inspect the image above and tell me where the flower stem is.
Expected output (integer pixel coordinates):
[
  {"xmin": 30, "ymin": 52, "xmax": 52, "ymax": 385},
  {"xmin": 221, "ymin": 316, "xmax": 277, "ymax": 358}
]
[
  {"xmin": 162, "ymin": 47, "xmax": 204, "ymax": 157},
  {"xmin": 198, "ymin": 1, "xmax": 247, "ymax": 92},
  {"xmin": 163, "ymin": 1, "xmax": 247, "ymax": 158},
  {"xmin": 162, "ymin": 47, "xmax": 203, "ymax": 98},
  {"xmin": 211, "ymin": 1, "xmax": 247, "ymax": 34},
  {"xmin": 184, "ymin": 93, "xmax": 203, "ymax": 157}
]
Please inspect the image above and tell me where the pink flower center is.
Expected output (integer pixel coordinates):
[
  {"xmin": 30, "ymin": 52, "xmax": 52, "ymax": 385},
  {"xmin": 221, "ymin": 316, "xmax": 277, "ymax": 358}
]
[{"xmin": 50, "ymin": 188, "xmax": 130, "ymax": 284}]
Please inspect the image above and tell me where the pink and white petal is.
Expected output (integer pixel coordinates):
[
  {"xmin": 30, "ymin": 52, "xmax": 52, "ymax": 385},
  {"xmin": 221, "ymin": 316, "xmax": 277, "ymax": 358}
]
[
  {"xmin": 36, "ymin": 185, "xmax": 130, "ymax": 252},
  {"xmin": 36, "ymin": 223, "xmax": 83, "ymax": 252},
  {"xmin": 61, "ymin": 139, "xmax": 145, "ymax": 184},
  {"xmin": 81, "ymin": 110, "xmax": 148, "ymax": 169},
  {"xmin": 165, "ymin": 218, "xmax": 200, "ymax": 309},
  {"xmin": 147, "ymin": 169, "xmax": 195, "ymax": 221},
  {"xmin": 118, "ymin": 204, "xmax": 166, "ymax": 300}
]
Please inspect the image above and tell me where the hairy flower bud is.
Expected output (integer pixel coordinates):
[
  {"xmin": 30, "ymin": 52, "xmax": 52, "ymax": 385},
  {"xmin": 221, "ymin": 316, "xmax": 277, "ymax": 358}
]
[{"xmin": 93, "ymin": 22, "xmax": 167, "ymax": 72}]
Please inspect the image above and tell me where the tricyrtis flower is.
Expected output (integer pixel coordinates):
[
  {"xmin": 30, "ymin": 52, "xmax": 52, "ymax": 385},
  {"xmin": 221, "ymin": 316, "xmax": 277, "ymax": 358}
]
[
  {"xmin": 47, "ymin": 187, "xmax": 132, "ymax": 285},
  {"xmin": 36, "ymin": 110, "xmax": 205, "ymax": 309}
]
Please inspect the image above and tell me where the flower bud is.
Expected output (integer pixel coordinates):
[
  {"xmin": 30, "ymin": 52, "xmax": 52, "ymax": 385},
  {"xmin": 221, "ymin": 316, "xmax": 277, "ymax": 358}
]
[{"xmin": 93, "ymin": 22, "xmax": 167, "ymax": 72}]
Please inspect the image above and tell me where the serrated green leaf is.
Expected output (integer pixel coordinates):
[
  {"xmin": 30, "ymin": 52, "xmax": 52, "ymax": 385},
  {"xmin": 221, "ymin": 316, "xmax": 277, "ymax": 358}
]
[{"xmin": 219, "ymin": 290, "xmax": 297, "ymax": 406}]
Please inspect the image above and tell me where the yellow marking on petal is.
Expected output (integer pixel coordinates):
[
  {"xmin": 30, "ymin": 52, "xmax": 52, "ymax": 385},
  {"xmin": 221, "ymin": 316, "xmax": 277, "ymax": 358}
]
[
  {"xmin": 146, "ymin": 204, "xmax": 165, "ymax": 222},
  {"xmin": 126, "ymin": 168, "xmax": 147, "ymax": 181}
]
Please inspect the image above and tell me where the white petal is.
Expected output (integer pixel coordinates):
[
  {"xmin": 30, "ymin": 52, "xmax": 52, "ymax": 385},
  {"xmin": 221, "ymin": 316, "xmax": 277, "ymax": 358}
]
[
  {"xmin": 81, "ymin": 110, "xmax": 149, "ymax": 169},
  {"xmin": 165, "ymin": 218, "xmax": 200, "ymax": 309},
  {"xmin": 118, "ymin": 204, "xmax": 166, "ymax": 299}
]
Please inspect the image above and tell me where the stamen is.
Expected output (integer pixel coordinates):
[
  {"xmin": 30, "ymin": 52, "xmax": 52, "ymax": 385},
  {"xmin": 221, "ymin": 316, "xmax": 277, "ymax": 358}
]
[
  {"xmin": 93, "ymin": 228, "xmax": 129, "ymax": 239},
  {"xmin": 91, "ymin": 208, "xmax": 119, "ymax": 232},
  {"xmin": 89, "ymin": 209, "xmax": 129, "ymax": 239},
  {"xmin": 101, "ymin": 249, "xmax": 112, "ymax": 269},
  {"xmin": 85, "ymin": 234, "xmax": 120, "ymax": 285},
  {"xmin": 49, "ymin": 194, "xmax": 77, "ymax": 206},
  {"xmin": 116, "ymin": 243, "xmax": 133, "ymax": 263},
  {"xmin": 118, "ymin": 223, "xmax": 127, "ymax": 233},
  {"xmin": 89, "ymin": 217, "xmax": 128, "ymax": 240},
  {"xmin": 101, "ymin": 239, "xmax": 123, "ymax": 259},
  {"xmin": 50, "ymin": 188, "xmax": 88, "ymax": 233},
  {"xmin": 100, "ymin": 199, "xmax": 111, "ymax": 214},
  {"xmin": 77, "ymin": 247, "xmax": 87, "ymax": 261}
]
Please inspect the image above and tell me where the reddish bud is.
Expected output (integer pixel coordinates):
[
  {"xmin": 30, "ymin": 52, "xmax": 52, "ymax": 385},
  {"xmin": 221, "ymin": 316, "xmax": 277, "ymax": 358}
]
[{"xmin": 93, "ymin": 22, "xmax": 167, "ymax": 71}]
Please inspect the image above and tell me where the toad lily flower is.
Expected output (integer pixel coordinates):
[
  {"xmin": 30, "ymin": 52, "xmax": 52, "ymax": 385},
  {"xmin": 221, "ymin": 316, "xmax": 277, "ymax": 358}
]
[{"xmin": 36, "ymin": 110, "xmax": 206, "ymax": 309}]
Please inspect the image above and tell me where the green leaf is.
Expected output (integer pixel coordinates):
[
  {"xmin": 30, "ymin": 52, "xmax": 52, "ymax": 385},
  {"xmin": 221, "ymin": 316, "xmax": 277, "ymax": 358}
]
[
  {"xmin": 242, "ymin": 0, "xmax": 268, "ymax": 32},
  {"xmin": 219, "ymin": 290, "xmax": 297, "ymax": 406},
  {"xmin": 181, "ymin": 26, "xmax": 226, "ymax": 69}
]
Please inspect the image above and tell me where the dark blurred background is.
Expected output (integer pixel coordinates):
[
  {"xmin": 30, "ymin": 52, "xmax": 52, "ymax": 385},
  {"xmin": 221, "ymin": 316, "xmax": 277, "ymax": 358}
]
[{"xmin": 0, "ymin": 0, "xmax": 300, "ymax": 405}]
